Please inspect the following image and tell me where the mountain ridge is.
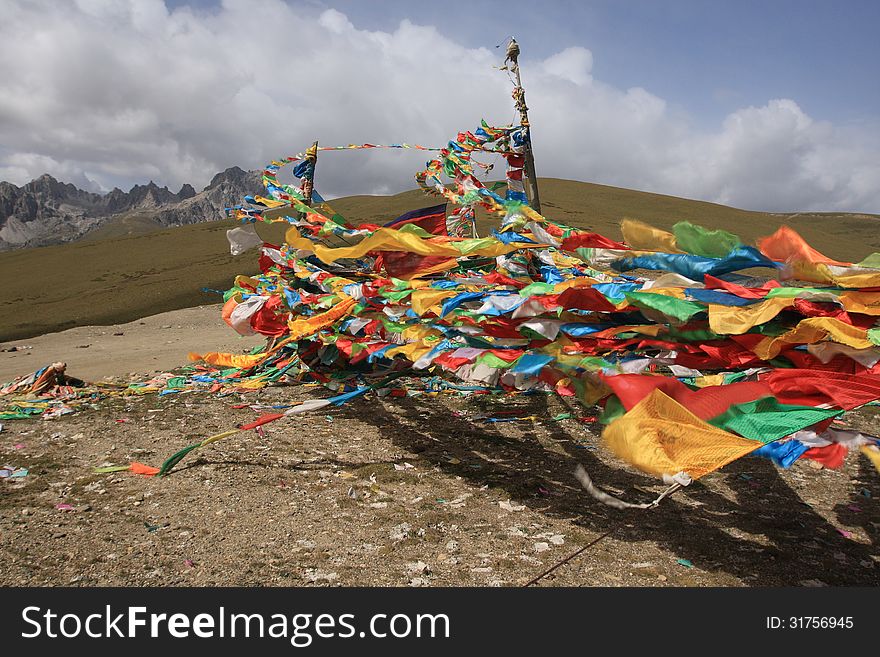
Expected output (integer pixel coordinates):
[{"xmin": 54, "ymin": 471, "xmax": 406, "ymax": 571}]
[{"xmin": 0, "ymin": 167, "xmax": 263, "ymax": 251}]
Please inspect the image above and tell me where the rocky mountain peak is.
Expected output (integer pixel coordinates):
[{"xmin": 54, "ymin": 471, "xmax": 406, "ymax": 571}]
[
  {"xmin": 207, "ymin": 166, "xmax": 253, "ymax": 190},
  {"xmin": 0, "ymin": 167, "xmax": 263, "ymax": 251},
  {"xmin": 178, "ymin": 183, "xmax": 196, "ymax": 200}
]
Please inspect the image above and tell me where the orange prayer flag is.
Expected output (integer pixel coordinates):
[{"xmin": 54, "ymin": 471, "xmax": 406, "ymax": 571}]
[
  {"xmin": 129, "ymin": 462, "xmax": 160, "ymax": 476},
  {"xmin": 757, "ymin": 225, "xmax": 850, "ymax": 266}
]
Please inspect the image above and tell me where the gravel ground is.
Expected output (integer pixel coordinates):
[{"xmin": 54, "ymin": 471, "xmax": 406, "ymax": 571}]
[
  {"xmin": 2, "ymin": 380, "xmax": 878, "ymax": 587},
  {"xmin": 0, "ymin": 305, "xmax": 263, "ymax": 382}
]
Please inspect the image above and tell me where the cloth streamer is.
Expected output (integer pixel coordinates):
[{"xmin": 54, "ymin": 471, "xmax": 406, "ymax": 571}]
[{"xmin": 8, "ymin": 119, "xmax": 880, "ymax": 501}]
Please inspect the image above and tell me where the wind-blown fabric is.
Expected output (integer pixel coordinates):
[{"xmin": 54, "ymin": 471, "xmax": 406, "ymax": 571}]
[{"xmin": 206, "ymin": 121, "xmax": 880, "ymax": 487}]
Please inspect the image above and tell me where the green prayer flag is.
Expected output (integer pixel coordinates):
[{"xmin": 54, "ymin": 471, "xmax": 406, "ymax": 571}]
[
  {"xmin": 625, "ymin": 291, "xmax": 706, "ymax": 323},
  {"xmin": 708, "ymin": 396, "xmax": 842, "ymax": 443},
  {"xmin": 673, "ymin": 221, "xmax": 742, "ymax": 258}
]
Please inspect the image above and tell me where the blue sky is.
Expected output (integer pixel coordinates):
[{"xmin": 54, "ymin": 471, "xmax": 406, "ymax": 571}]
[
  {"xmin": 168, "ymin": 0, "xmax": 880, "ymax": 127},
  {"xmin": 1, "ymin": 0, "xmax": 878, "ymax": 212},
  {"xmin": 325, "ymin": 0, "xmax": 880, "ymax": 126}
]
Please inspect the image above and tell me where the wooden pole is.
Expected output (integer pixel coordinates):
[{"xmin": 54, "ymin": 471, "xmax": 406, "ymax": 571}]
[
  {"xmin": 505, "ymin": 38, "xmax": 542, "ymax": 214},
  {"xmin": 296, "ymin": 140, "xmax": 319, "ymax": 227},
  {"xmin": 297, "ymin": 140, "xmax": 356, "ymax": 248},
  {"xmin": 300, "ymin": 140, "xmax": 319, "ymax": 208}
]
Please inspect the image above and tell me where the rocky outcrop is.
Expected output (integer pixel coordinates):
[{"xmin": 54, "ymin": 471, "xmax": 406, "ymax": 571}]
[
  {"xmin": 153, "ymin": 167, "xmax": 262, "ymax": 227},
  {"xmin": 0, "ymin": 168, "xmax": 263, "ymax": 251}
]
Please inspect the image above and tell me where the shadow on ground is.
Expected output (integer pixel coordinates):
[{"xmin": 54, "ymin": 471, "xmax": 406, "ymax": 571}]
[{"xmin": 343, "ymin": 393, "xmax": 880, "ymax": 586}]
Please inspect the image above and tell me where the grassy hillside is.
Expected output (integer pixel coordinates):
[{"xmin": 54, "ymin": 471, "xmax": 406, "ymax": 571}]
[
  {"xmin": 534, "ymin": 178, "xmax": 880, "ymax": 260},
  {"xmin": 2, "ymin": 178, "xmax": 878, "ymax": 341},
  {"xmin": 78, "ymin": 212, "xmax": 164, "ymax": 242}
]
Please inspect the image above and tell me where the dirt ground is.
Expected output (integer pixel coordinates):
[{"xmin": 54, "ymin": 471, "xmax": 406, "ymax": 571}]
[
  {"xmin": 0, "ymin": 305, "xmax": 264, "ymax": 382},
  {"xmin": 1, "ymin": 307, "xmax": 879, "ymax": 587}
]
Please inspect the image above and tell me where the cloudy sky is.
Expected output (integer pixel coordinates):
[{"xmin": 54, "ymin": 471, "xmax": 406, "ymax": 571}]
[{"xmin": 1, "ymin": 0, "xmax": 878, "ymax": 213}]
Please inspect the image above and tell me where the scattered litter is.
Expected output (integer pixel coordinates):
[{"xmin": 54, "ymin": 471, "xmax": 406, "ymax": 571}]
[
  {"xmin": 184, "ymin": 559, "xmax": 195, "ymax": 568},
  {"xmin": 144, "ymin": 522, "xmax": 170, "ymax": 533},
  {"xmin": 476, "ymin": 414, "xmax": 536, "ymax": 423},
  {"xmin": 389, "ymin": 523, "xmax": 411, "ymax": 541},
  {"xmin": 406, "ymin": 561, "xmax": 430, "ymax": 574},
  {"xmin": 499, "ymin": 499, "xmax": 526, "ymax": 512},
  {"xmin": 447, "ymin": 493, "xmax": 471, "ymax": 508},
  {"xmin": 847, "ymin": 504, "xmax": 862, "ymax": 512},
  {"xmin": 836, "ymin": 528, "xmax": 853, "ymax": 539},
  {"xmin": 393, "ymin": 462, "xmax": 415, "ymax": 471},
  {"xmin": 94, "ymin": 462, "xmax": 159, "ymax": 477},
  {"xmin": 533, "ymin": 542, "xmax": 550, "ymax": 553},
  {"xmin": 676, "ymin": 559, "xmax": 694, "ymax": 568},
  {"xmin": 0, "ymin": 466, "xmax": 28, "ymax": 479},
  {"xmin": 13, "ymin": 443, "xmax": 24, "ymax": 449},
  {"xmin": 55, "ymin": 503, "xmax": 74, "ymax": 511},
  {"xmin": 303, "ymin": 568, "xmax": 338, "ymax": 584}
]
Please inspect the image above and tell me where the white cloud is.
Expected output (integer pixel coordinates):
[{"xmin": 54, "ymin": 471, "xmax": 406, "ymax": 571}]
[
  {"xmin": 0, "ymin": 0, "xmax": 877, "ymax": 213},
  {"xmin": 540, "ymin": 47, "xmax": 593, "ymax": 86},
  {"xmin": 0, "ymin": 152, "xmax": 103, "ymax": 192}
]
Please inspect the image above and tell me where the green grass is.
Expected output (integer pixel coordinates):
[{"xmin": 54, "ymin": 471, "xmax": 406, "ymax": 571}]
[
  {"xmin": 2, "ymin": 177, "xmax": 877, "ymax": 341},
  {"xmin": 78, "ymin": 212, "xmax": 164, "ymax": 242}
]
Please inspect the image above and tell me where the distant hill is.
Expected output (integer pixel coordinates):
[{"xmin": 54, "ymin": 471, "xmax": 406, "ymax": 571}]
[
  {"xmin": 0, "ymin": 167, "xmax": 262, "ymax": 250},
  {"xmin": 1, "ymin": 177, "xmax": 878, "ymax": 341}
]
